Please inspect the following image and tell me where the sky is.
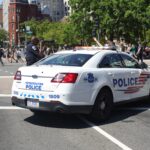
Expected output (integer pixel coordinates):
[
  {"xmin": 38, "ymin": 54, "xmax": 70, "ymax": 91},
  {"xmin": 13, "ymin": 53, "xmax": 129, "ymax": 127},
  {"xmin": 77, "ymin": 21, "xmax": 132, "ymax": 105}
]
[{"xmin": 0, "ymin": 0, "xmax": 2, "ymax": 4}]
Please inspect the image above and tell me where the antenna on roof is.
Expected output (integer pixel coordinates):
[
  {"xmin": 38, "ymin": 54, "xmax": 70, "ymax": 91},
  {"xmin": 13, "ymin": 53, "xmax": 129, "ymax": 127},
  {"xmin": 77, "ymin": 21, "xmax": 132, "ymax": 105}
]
[{"xmin": 93, "ymin": 37, "xmax": 103, "ymax": 47}]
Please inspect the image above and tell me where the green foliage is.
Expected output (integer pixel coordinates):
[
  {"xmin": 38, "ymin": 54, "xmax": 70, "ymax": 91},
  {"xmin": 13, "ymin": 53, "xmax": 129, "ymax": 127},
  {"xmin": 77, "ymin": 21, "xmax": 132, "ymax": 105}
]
[
  {"xmin": 0, "ymin": 29, "xmax": 8, "ymax": 41},
  {"xmin": 21, "ymin": 19, "xmax": 80, "ymax": 46},
  {"xmin": 0, "ymin": 29, "xmax": 8, "ymax": 47},
  {"xmin": 21, "ymin": 0, "xmax": 150, "ymax": 46},
  {"xmin": 69, "ymin": 0, "xmax": 150, "ymax": 44}
]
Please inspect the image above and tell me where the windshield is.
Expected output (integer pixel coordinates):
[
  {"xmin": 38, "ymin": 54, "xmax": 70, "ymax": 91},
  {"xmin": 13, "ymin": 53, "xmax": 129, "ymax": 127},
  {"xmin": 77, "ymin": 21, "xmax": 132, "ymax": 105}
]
[{"xmin": 35, "ymin": 53, "xmax": 93, "ymax": 66}]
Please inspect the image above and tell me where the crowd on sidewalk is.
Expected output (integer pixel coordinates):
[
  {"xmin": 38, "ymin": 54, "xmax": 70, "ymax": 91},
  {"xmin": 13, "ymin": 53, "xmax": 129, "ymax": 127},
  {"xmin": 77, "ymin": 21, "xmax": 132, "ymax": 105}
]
[
  {"xmin": 105, "ymin": 40, "xmax": 150, "ymax": 63},
  {"xmin": 0, "ymin": 47, "xmax": 25, "ymax": 66},
  {"xmin": 0, "ymin": 36, "xmax": 150, "ymax": 66}
]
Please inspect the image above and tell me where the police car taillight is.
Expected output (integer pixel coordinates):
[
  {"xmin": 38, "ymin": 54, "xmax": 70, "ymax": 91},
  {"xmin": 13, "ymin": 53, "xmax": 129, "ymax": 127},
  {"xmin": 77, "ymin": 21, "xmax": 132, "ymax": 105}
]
[
  {"xmin": 14, "ymin": 71, "xmax": 21, "ymax": 80},
  {"xmin": 51, "ymin": 73, "xmax": 78, "ymax": 83}
]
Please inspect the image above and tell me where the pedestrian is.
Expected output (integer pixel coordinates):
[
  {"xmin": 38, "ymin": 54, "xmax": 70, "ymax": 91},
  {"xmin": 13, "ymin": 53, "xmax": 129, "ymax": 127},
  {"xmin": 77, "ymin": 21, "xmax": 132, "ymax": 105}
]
[
  {"xmin": 7, "ymin": 49, "xmax": 12, "ymax": 63},
  {"xmin": 11, "ymin": 48, "xmax": 18, "ymax": 63},
  {"xmin": 136, "ymin": 43, "xmax": 144, "ymax": 63},
  {"xmin": 16, "ymin": 49, "xmax": 24, "ymax": 63},
  {"xmin": 25, "ymin": 36, "xmax": 45, "ymax": 66},
  {"xmin": 130, "ymin": 44, "xmax": 137, "ymax": 59},
  {"xmin": 0, "ymin": 48, "xmax": 4, "ymax": 66}
]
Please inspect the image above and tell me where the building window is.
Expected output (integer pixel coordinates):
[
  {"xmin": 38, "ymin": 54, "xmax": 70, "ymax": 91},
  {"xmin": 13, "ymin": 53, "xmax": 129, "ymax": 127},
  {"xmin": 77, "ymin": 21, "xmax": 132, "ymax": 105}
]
[
  {"xmin": 12, "ymin": 23, "xmax": 14, "ymax": 31},
  {"xmin": 12, "ymin": 16, "xmax": 15, "ymax": 21}
]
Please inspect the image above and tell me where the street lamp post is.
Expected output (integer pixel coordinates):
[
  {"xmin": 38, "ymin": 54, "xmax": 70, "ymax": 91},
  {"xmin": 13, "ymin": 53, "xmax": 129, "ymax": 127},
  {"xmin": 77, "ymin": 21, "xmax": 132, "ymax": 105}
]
[{"xmin": 16, "ymin": 8, "xmax": 20, "ymax": 47}]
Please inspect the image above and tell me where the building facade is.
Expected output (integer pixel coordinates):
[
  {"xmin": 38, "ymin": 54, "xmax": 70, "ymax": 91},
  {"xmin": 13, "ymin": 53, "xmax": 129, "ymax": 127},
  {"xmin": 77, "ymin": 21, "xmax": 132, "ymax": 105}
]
[
  {"xmin": 3, "ymin": 0, "xmax": 9, "ymax": 31},
  {"xmin": 1, "ymin": 0, "xmax": 71, "ymax": 47},
  {"xmin": 8, "ymin": 0, "xmax": 39, "ymax": 47},
  {"xmin": 2, "ymin": 0, "xmax": 48, "ymax": 47},
  {"xmin": 63, "ymin": 0, "xmax": 71, "ymax": 17},
  {"xmin": 36, "ymin": 0, "xmax": 68, "ymax": 21}
]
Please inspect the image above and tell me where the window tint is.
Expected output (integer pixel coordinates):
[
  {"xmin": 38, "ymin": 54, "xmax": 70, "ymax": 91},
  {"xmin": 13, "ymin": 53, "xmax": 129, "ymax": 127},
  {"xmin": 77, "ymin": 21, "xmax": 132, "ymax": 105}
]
[
  {"xmin": 120, "ymin": 54, "xmax": 140, "ymax": 68},
  {"xmin": 99, "ymin": 54, "xmax": 123, "ymax": 68},
  {"xmin": 36, "ymin": 54, "xmax": 92, "ymax": 66}
]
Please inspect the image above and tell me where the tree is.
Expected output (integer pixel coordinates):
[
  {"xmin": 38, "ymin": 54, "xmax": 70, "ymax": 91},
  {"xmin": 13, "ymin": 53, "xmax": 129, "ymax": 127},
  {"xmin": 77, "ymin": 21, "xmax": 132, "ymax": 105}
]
[
  {"xmin": 0, "ymin": 29, "xmax": 8, "ymax": 47},
  {"xmin": 69, "ymin": 0, "xmax": 150, "ymax": 44},
  {"xmin": 21, "ymin": 19, "xmax": 81, "ymax": 46}
]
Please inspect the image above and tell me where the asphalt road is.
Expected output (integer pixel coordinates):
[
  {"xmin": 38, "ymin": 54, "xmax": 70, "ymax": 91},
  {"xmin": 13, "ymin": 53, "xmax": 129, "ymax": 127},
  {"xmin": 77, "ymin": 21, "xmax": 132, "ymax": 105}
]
[{"xmin": 1, "ymin": 62, "xmax": 150, "ymax": 150}]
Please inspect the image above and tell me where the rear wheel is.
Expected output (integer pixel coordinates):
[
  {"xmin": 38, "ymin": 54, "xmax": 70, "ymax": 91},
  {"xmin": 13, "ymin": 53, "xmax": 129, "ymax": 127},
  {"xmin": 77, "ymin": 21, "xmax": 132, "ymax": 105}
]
[{"xmin": 90, "ymin": 88, "xmax": 113, "ymax": 121}]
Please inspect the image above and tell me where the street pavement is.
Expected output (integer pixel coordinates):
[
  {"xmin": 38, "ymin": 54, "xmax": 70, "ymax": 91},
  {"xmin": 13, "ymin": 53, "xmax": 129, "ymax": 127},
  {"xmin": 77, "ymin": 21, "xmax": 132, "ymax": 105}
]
[{"xmin": 1, "ymin": 61, "xmax": 150, "ymax": 150}]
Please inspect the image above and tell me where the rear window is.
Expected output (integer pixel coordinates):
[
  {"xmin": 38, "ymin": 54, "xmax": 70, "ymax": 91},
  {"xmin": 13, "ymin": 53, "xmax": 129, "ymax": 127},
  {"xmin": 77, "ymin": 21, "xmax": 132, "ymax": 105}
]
[{"xmin": 36, "ymin": 53, "xmax": 92, "ymax": 66}]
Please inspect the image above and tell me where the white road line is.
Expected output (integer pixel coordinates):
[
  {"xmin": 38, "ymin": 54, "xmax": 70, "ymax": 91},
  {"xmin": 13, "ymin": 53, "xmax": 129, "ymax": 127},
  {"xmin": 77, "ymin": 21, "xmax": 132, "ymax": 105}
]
[
  {"xmin": 5, "ymin": 71, "xmax": 8, "ymax": 73},
  {"xmin": 0, "ymin": 106, "xmax": 25, "ymax": 110},
  {"xmin": 79, "ymin": 116, "xmax": 132, "ymax": 150},
  {"xmin": 0, "ymin": 94, "xmax": 11, "ymax": 97},
  {"xmin": 0, "ymin": 76, "xmax": 13, "ymax": 79}
]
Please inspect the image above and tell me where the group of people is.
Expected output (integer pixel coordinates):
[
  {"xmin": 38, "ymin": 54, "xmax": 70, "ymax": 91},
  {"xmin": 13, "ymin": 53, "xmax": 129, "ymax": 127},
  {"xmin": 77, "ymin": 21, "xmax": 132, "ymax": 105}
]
[
  {"xmin": 122, "ymin": 42, "xmax": 146, "ymax": 63},
  {"xmin": 0, "ymin": 36, "xmax": 148, "ymax": 66},
  {"xmin": 0, "ymin": 36, "xmax": 47, "ymax": 66},
  {"xmin": 0, "ymin": 47, "xmax": 24, "ymax": 66}
]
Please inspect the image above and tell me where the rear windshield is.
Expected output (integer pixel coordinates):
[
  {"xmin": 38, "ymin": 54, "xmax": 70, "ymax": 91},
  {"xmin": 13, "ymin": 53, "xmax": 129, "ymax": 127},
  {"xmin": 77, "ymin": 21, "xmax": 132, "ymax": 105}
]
[{"xmin": 36, "ymin": 53, "xmax": 93, "ymax": 66}]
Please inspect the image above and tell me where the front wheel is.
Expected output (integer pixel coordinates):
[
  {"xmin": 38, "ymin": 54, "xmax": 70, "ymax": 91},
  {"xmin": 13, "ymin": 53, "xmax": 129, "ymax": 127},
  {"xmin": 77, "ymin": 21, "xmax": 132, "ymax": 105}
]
[{"xmin": 90, "ymin": 88, "xmax": 113, "ymax": 121}]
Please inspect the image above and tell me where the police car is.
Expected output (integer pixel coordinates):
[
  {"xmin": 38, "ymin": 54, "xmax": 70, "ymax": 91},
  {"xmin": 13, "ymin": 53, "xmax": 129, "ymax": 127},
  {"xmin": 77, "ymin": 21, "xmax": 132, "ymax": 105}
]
[{"xmin": 11, "ymin": 47, "xmax": 150, "ymax": 120}]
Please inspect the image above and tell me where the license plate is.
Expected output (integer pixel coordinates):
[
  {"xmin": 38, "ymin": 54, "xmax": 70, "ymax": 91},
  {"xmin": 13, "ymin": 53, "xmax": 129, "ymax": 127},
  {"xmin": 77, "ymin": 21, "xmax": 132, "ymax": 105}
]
[{"xmin": 27, "ymin": 99, "xmax": 39, "ymax": 108}]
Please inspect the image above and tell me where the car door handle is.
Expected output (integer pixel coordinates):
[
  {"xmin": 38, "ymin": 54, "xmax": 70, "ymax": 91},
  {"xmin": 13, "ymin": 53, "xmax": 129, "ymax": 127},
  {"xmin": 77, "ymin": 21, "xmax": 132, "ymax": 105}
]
[
  {"xmin": 108, "ymin": 72, "xmax": 113, "ymax": 76},
  {"xmin": 131, "ymin": 72, "xmax": 135, "ymax": 74}
]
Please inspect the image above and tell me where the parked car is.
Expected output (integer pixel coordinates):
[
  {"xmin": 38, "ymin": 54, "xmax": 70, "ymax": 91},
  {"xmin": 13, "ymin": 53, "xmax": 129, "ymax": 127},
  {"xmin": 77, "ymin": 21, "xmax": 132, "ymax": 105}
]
[{"xmin": 11, "ymin": 47, "xmax": 150, "ymax": 121}]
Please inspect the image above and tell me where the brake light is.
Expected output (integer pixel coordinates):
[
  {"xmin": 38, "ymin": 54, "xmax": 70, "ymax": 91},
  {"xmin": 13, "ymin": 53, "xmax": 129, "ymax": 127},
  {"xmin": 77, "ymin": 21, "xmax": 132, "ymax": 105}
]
[
  {"xmin": 14, "ymin": 71, "xmax": 21, "ymax": 80},
  {"xmin": 51, "ymin": 73, "xmax": 78, "ymax": 83}
]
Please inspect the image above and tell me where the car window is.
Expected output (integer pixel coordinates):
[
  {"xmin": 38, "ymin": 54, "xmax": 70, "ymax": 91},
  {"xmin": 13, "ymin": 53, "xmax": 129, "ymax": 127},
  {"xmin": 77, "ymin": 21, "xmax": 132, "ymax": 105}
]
[
  {"xmin": 35, "ymin": 54, "xmax": 92, "ymax": 66},
  {"xmin": 120, "ymin": 54, "xmax": 140, "ymax": 68},
  {"xmin": 99, "ymin": 54, "xmax": 123, "ymax": 68}
]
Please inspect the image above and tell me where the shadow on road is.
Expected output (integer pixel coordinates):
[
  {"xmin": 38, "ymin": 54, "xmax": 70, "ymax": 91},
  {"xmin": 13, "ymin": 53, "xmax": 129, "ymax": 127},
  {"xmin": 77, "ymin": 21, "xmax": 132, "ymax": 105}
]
[
  {"xmin": 25, "ymin": 113, "xmax": 90, "ymax": 129},
  {"xmin": 24, "ymin": 98, "xmax": 150, "ymax": 128}
]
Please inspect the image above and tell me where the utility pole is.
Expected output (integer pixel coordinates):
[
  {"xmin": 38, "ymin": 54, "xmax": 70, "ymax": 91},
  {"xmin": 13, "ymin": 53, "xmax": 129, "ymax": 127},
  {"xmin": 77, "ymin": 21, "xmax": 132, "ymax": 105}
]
[{"xmin": 16, "ymin": 8, "xmax": 20, "ymax": 47}]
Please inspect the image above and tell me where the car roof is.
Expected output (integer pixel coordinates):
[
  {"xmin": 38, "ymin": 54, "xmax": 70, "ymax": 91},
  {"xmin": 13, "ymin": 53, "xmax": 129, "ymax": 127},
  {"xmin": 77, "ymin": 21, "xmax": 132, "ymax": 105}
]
[{"xmin": 55, "ymin": 49, "xmax": 118, "ymax": 55}]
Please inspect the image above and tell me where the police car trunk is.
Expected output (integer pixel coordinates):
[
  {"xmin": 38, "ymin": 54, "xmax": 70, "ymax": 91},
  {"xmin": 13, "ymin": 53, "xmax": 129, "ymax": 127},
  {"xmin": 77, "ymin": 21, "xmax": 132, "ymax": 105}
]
[{"xmin": 11, "ymin": 65, "xmax": 93, "ymax": 114}]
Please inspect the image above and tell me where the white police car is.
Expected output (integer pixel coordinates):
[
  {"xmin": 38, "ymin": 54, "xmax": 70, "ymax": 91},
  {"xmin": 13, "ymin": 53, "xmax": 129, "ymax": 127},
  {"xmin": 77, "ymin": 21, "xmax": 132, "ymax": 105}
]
[{"xmin": 11, "ymin": 47, "xmax": 150, "ymax": 120}]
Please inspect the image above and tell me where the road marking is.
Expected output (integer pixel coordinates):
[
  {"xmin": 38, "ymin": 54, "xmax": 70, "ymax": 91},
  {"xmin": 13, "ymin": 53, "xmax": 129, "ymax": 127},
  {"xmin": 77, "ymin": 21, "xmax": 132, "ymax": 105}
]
[
  {"xmin": 0, "ymin": 106, "xmax": 25, "ymax": 110},
  {"xmin": 0, "ymin": 76, "xmax": 13, "ymax": 79},
  {"xmin": 0, "ymin": 94, "xmax": 11, "ymax": 97},
  {"xmin": 79, "ymin": 116, "xmax": 132, "ymax": 150}
]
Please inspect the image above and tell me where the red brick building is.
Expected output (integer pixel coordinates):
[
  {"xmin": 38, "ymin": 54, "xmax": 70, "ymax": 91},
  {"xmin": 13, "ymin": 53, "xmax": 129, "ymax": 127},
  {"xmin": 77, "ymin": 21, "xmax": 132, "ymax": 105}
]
[
  {"xmin": 8, "ymin": 0, "xmax": 39, "ymax": 47},
  {"xmin": 8, "ymin": 0, "xmax": 50, "ymax": 47}
]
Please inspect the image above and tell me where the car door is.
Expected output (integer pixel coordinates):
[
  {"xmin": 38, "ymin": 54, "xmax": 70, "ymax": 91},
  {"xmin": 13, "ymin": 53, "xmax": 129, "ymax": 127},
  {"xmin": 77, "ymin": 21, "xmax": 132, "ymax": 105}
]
[
  {"xmin": 120, "ymin": 53, "xmax": 149, "ymax": 99},
  {"xmin": 99, "ymin": 53, "xmax": 131, "ymax": 102}
]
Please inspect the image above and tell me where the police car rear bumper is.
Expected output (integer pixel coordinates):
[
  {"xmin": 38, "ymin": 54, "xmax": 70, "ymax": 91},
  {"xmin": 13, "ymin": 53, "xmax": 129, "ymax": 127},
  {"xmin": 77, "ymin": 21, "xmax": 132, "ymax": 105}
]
[{"xmin": 11, "ymin": 96, "xmax": 92, "ymax": 114}]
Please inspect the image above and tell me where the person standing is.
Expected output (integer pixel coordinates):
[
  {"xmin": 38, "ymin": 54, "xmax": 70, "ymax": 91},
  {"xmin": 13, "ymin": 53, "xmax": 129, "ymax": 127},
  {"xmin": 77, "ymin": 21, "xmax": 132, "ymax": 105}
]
[
  {"xmin": 0, "ymin": 48, "xmax": 4, "ymax": 66},
  {"xmin": 16, "ymin": 49, "xmax": 24, "ymax": 63},
  {"xmin": 136, "ymin": 43, "xmax": 144, "ymax": 63},
  {"xmin": 25, "ymin": 36, "xmax": 44, "ymax": 66},
  {"xmin": 11, "ymin": 48, "xmax": 18, "ymax": 63},
  {"xmin": 7, "ymin": 49, "xmax": 12, "ymax": 63},
  {"xmin": 130, "ymin": 44, "xmax": 137, "ymax": 59}
]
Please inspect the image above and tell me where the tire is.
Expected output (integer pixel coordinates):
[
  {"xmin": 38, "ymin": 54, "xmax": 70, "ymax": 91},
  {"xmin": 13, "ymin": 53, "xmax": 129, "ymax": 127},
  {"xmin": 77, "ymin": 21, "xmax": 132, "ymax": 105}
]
[{"xmin": 90, "ymin": 88, "xmax": 113, "ymax": 121}]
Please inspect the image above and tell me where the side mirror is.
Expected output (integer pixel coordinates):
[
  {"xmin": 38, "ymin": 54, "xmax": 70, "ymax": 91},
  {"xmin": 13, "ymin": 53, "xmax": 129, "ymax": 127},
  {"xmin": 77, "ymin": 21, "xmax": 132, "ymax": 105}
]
[{"xmin": 140, "ymin": 62, "xmax": 148, "ymax": 69}]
